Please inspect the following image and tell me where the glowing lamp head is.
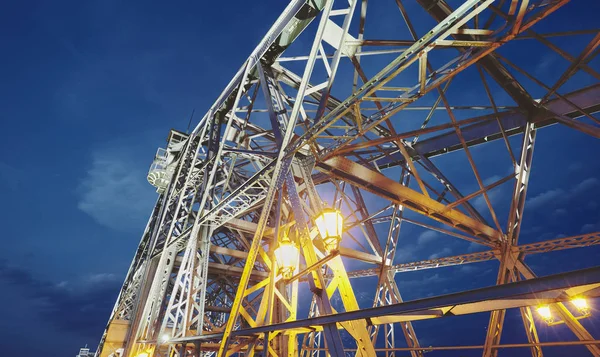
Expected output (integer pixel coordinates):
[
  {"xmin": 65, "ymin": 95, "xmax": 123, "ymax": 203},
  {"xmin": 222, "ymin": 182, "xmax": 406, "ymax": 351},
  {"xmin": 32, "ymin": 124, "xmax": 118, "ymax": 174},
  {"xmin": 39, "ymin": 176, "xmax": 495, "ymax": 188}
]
[
  {"xmin": 274, "ymin": 234, "xmax": 299, "ymax": 279},
  {"xmin": 315, "ymin": 208, "xmax": 343, "ymax": 252},
  {"xmin": 571, "ymin": 297, "xmax": 590, "ymax": 314},
  {"xmin": 536, "ymin": 305, "xmax": 552, "ymax": 322},
  {"xmin": 160, "ymin": 334, "xmax": 170, "ymax": 343}
]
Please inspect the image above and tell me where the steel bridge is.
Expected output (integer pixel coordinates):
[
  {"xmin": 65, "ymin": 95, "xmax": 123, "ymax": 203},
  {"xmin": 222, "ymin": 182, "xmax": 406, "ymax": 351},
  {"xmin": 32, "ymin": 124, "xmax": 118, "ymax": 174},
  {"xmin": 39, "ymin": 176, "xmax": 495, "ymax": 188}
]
[{"xmin": 95, "ymin": 0, "xmax": 600, "ymax": 356}]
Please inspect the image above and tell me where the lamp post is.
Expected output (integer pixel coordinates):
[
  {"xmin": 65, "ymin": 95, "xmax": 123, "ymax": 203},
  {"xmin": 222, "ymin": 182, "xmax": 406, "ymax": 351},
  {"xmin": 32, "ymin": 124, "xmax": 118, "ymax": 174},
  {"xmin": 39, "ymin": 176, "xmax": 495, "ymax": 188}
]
[{"xmin": 315, "ymin": 208, "xmax": 343, "ymax": 253}]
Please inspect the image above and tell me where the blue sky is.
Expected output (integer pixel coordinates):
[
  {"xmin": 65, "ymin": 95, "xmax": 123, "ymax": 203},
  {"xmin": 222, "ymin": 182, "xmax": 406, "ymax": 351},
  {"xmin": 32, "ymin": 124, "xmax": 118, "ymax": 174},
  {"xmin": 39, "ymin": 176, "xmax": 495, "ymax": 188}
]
[
  {"xmin": 0, "ymin": 1, "xmax": 599, "ymax": 356},
  {"xmin": 0, "ymin": 1, "xmax": 278, "ymax": 355}
]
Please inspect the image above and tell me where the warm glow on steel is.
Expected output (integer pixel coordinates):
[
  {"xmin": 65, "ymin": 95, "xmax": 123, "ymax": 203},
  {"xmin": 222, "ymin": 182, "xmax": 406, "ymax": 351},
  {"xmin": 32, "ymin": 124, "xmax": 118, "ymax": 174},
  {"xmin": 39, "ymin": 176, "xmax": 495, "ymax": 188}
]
[{"xmin": 315, "ymin": 208, "xmax": 343, "ymax": 252}]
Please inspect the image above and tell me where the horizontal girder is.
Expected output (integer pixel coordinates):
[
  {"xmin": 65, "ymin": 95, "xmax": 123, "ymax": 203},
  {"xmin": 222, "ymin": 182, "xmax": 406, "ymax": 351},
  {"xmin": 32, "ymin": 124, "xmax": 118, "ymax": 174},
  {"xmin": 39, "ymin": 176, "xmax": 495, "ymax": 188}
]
[{"xmin": 167, "ymin": 265, "xmax": 600, "ymax": 343}]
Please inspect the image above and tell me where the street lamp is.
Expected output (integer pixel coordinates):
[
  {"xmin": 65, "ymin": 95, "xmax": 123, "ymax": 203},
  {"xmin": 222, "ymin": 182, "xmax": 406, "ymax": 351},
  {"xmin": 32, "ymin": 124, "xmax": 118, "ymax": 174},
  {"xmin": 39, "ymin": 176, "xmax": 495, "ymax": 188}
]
[
  {"xmin": 571, "ymin": 297, "xmax": 590, "ymax": 315},
  {"xmin": 536, "ymin": 305, "xmax": 553, "ymax": 324},
  {"xmin": 315, "ymin": 208, "xmax": 343, "ymax": 253},
  {"xmin": 274, "ymin": 233, "xmax": 299, "ymax": 279}
]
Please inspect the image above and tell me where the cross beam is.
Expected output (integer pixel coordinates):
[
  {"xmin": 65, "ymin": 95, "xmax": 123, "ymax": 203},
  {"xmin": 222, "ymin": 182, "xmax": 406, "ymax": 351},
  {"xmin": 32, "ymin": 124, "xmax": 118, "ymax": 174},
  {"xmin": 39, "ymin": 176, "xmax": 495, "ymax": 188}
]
[
  {"xmin": 317, "ymin": 156, "xmax": 501, "ymax": 242},
  {"xmin": 346, "ymin": 232, "xmax": 600, "ymax": 278},
  {"xmin": 167, "ymin": 265, "xmax": 600, "ymax": 343}
]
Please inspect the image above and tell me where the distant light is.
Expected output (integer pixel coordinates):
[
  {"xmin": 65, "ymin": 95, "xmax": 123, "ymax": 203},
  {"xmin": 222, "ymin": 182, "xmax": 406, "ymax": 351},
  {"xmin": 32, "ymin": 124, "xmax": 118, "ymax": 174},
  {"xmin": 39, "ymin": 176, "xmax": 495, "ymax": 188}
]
[
  {"xmin": 536, "ymin": 305, "xmax": 552, "ymax": 321},
  {"xmin": 161, "ymin": 334, "xmax": 170, "ymax": 343},
  {"xmin": 136, "ymin": 353, "xmax": 149, "ymax": 357},
  {"xmin": 571, "ymin": 297, "xmax": 590, "ymax": 314}
]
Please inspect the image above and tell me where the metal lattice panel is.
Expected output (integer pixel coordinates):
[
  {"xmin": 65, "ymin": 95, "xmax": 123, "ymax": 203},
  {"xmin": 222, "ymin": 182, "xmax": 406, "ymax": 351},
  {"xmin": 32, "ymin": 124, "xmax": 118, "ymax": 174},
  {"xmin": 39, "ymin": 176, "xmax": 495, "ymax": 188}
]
[{"xmin": 95, "ymin": 1, "xmax": 600, "ymax": 357}]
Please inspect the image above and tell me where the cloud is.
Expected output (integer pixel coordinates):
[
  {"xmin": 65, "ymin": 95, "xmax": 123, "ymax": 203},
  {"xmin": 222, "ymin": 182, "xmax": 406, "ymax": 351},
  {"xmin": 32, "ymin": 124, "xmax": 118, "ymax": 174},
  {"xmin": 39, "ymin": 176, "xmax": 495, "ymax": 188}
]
[
  {"xmin": 0, "ymin": 261, "xmax": 121, "ymax": 337},
  {"xmin": 462, "ymin": 171, "xmax": 514, "ymax": 217},
  {"xmin": 460, "ymin": 168, "xmax": 513, "ymax": 216},
  {"xmin": 396, "ymin": 245, "xmax": 418, "ymax": 262},
  {"xmin": 458, "ymin": 265, "xmax": 476, "ymax": 274},
  {"xmin": 472, "ymin": 188, "xmax": 502, "ymax": 212},
  {"xmin": 520, "ymin": 226, "xmax": 542, "ymax": 236},
  {"xmin": 524, "ymin": 177, "xmax": 599, "ymax": 213},
  {"xmin": 467, "ymin": 242, "xmax": 487, "ymax": 252},
  {"xmin": 87, "ymin": 273, "xmax": 119, "ymax": 284},
  {"xmin": 571, "ymin": 178, "xmax": 599, "ymax": 196},
  {"xmin": 581, "ymin": 223, "xmax": 600, "ymax": 233},
  {"xmin": 428, "ymin": 247, "xmax": 453, "ymax": 259},
  {"xmin": 525, "ymin": 188, "xmax": 565, "ymax": 210},
  {"xmin": 397, "ymin": 273, "xmax": 447, "ymax": 289},
  {"xmin": 77, "ymin": 145, "xmax": 156, "ymax": 232},
  {"xmin": 553, "ymin": 208, "xmax": 567, "ymax": 217},
  {"xmin": 482, "ymin": 175, "xmax": 504, "ymax": 186},
  {"xmin": 535, "ymin": 54, "xmax": 558, "ymax": 76},
  {"xmin": 417, "ymin": 231, "xmax": 439, "ymax": 245}
]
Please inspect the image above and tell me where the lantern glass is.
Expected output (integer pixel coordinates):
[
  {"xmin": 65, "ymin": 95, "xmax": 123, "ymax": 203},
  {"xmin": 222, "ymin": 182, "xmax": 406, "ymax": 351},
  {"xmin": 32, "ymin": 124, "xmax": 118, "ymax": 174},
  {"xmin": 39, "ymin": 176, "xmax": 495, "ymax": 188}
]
[
  {"xmin": 274, "ymin": 237, "xmax": 299, "ymax": 279},
  {"xmin": 571, "ymin": 297, "xmax": 589, "ymax": 314},
  {"xmin": 315, "ymin": 209, "xmax": 343, "ymax": 238},
  {"xmin": 536, "ymin": 305, "xmax": 552, "ymax": 321},
  {"xmin": 315, "ymin": 208, "xmax": 343, "ymax": 252}
]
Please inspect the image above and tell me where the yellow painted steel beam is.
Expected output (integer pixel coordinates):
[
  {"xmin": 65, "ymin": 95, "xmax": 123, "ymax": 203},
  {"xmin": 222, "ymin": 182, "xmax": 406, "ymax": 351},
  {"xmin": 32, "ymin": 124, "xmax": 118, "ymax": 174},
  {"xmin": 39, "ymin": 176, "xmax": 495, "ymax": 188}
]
[
  {"xmin": 207, "ymin": 262, "xmax": 269, "ymax": 279},
  {"xmin": 318, "ymin": 156, "xmax": 501, "ymax": 242},
  {"xmin": 226, "ymin": 218, "xmax": 383, "ymax": 264},
  {"xmin": 326, "ymin": 256, "xmax": 377, "ymax": 356}
]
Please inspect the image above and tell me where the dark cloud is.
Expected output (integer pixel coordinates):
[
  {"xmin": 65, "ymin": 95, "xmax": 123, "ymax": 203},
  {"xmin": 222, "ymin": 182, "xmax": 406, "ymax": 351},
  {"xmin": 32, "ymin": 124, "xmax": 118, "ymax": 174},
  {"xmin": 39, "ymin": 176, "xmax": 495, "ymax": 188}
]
[{"xmin": 0, "ymin": 260, "xmax": 121, "ymax": 339}]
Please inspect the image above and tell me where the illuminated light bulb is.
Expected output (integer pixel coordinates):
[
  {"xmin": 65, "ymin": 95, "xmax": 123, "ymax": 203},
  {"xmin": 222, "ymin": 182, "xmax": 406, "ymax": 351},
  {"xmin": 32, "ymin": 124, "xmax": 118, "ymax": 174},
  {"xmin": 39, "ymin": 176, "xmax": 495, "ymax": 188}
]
[
  {"xmin": 161, "ymin": 334, "xmax": 170, "ymax": 343},
  {"xmin": 136, "ymin": 353, "xmax": 149, "ymax": 357},
  {"xmin": 536, "ymin": 305, "xmax": 552, "ymax": 322},
  {"xmin": 571, "ymin": 297, "xmax": 590, "ymax": 315},
  {"xmin": 315, "ymin": 208, "xmax": 343, "ymax": 253},
  {"xmin": 274, "ymin": 234, "xmax": 299, "ymax": 279}
]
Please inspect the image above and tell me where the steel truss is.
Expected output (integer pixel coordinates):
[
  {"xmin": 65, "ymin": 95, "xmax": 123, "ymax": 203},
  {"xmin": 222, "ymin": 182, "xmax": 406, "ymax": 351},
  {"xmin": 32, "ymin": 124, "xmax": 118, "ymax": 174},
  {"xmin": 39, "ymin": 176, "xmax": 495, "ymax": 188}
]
[{"xmin": 95, "ymin": 0, "xmax": 600, "ymax": 357}]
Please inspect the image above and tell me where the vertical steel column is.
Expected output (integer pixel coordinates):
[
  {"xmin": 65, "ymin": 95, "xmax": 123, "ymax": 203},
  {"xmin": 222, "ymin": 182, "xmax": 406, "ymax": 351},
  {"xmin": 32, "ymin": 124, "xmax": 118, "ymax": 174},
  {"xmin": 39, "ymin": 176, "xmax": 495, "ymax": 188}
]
[
  {"xmin": 257, "ymin": 63, "xmax": 304, "ymax": 357},
  {"xmin": 285, "ymin": 173, "xmax": 346, "ymax": 357},
  {"xmin": 483, "ymin": 122, "xmax": 536, "ymax": 357},
  {"xmin": 369, "ymin": 170, "xmax": 423, "ymax": 357},
  {"xmin": 129, "ymin": 133, "xmax": 204, "ymax": 357},
  {"xmin": 218, "ymin": 1, "xmax": 338, "ymax": 354},
  {"xmin": 294, "ymin": 160, "xmax": 377, "ymax": 356}
]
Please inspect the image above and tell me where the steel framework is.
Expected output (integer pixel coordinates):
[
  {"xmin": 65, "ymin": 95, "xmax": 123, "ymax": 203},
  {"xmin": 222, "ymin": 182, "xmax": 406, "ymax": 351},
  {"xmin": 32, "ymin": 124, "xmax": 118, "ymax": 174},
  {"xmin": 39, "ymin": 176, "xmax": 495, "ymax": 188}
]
[{"xmin": 95, "ymin": 0, "xmax": 600, "ymax": 356}]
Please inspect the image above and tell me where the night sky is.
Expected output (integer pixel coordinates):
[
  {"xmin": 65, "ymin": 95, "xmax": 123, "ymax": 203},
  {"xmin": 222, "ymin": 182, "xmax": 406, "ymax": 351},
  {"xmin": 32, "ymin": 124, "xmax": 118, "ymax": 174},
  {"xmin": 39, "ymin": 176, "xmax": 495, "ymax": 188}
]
[{"xmin": 1, "ymin": 1, "xmax": 599, "ymax": 357}]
